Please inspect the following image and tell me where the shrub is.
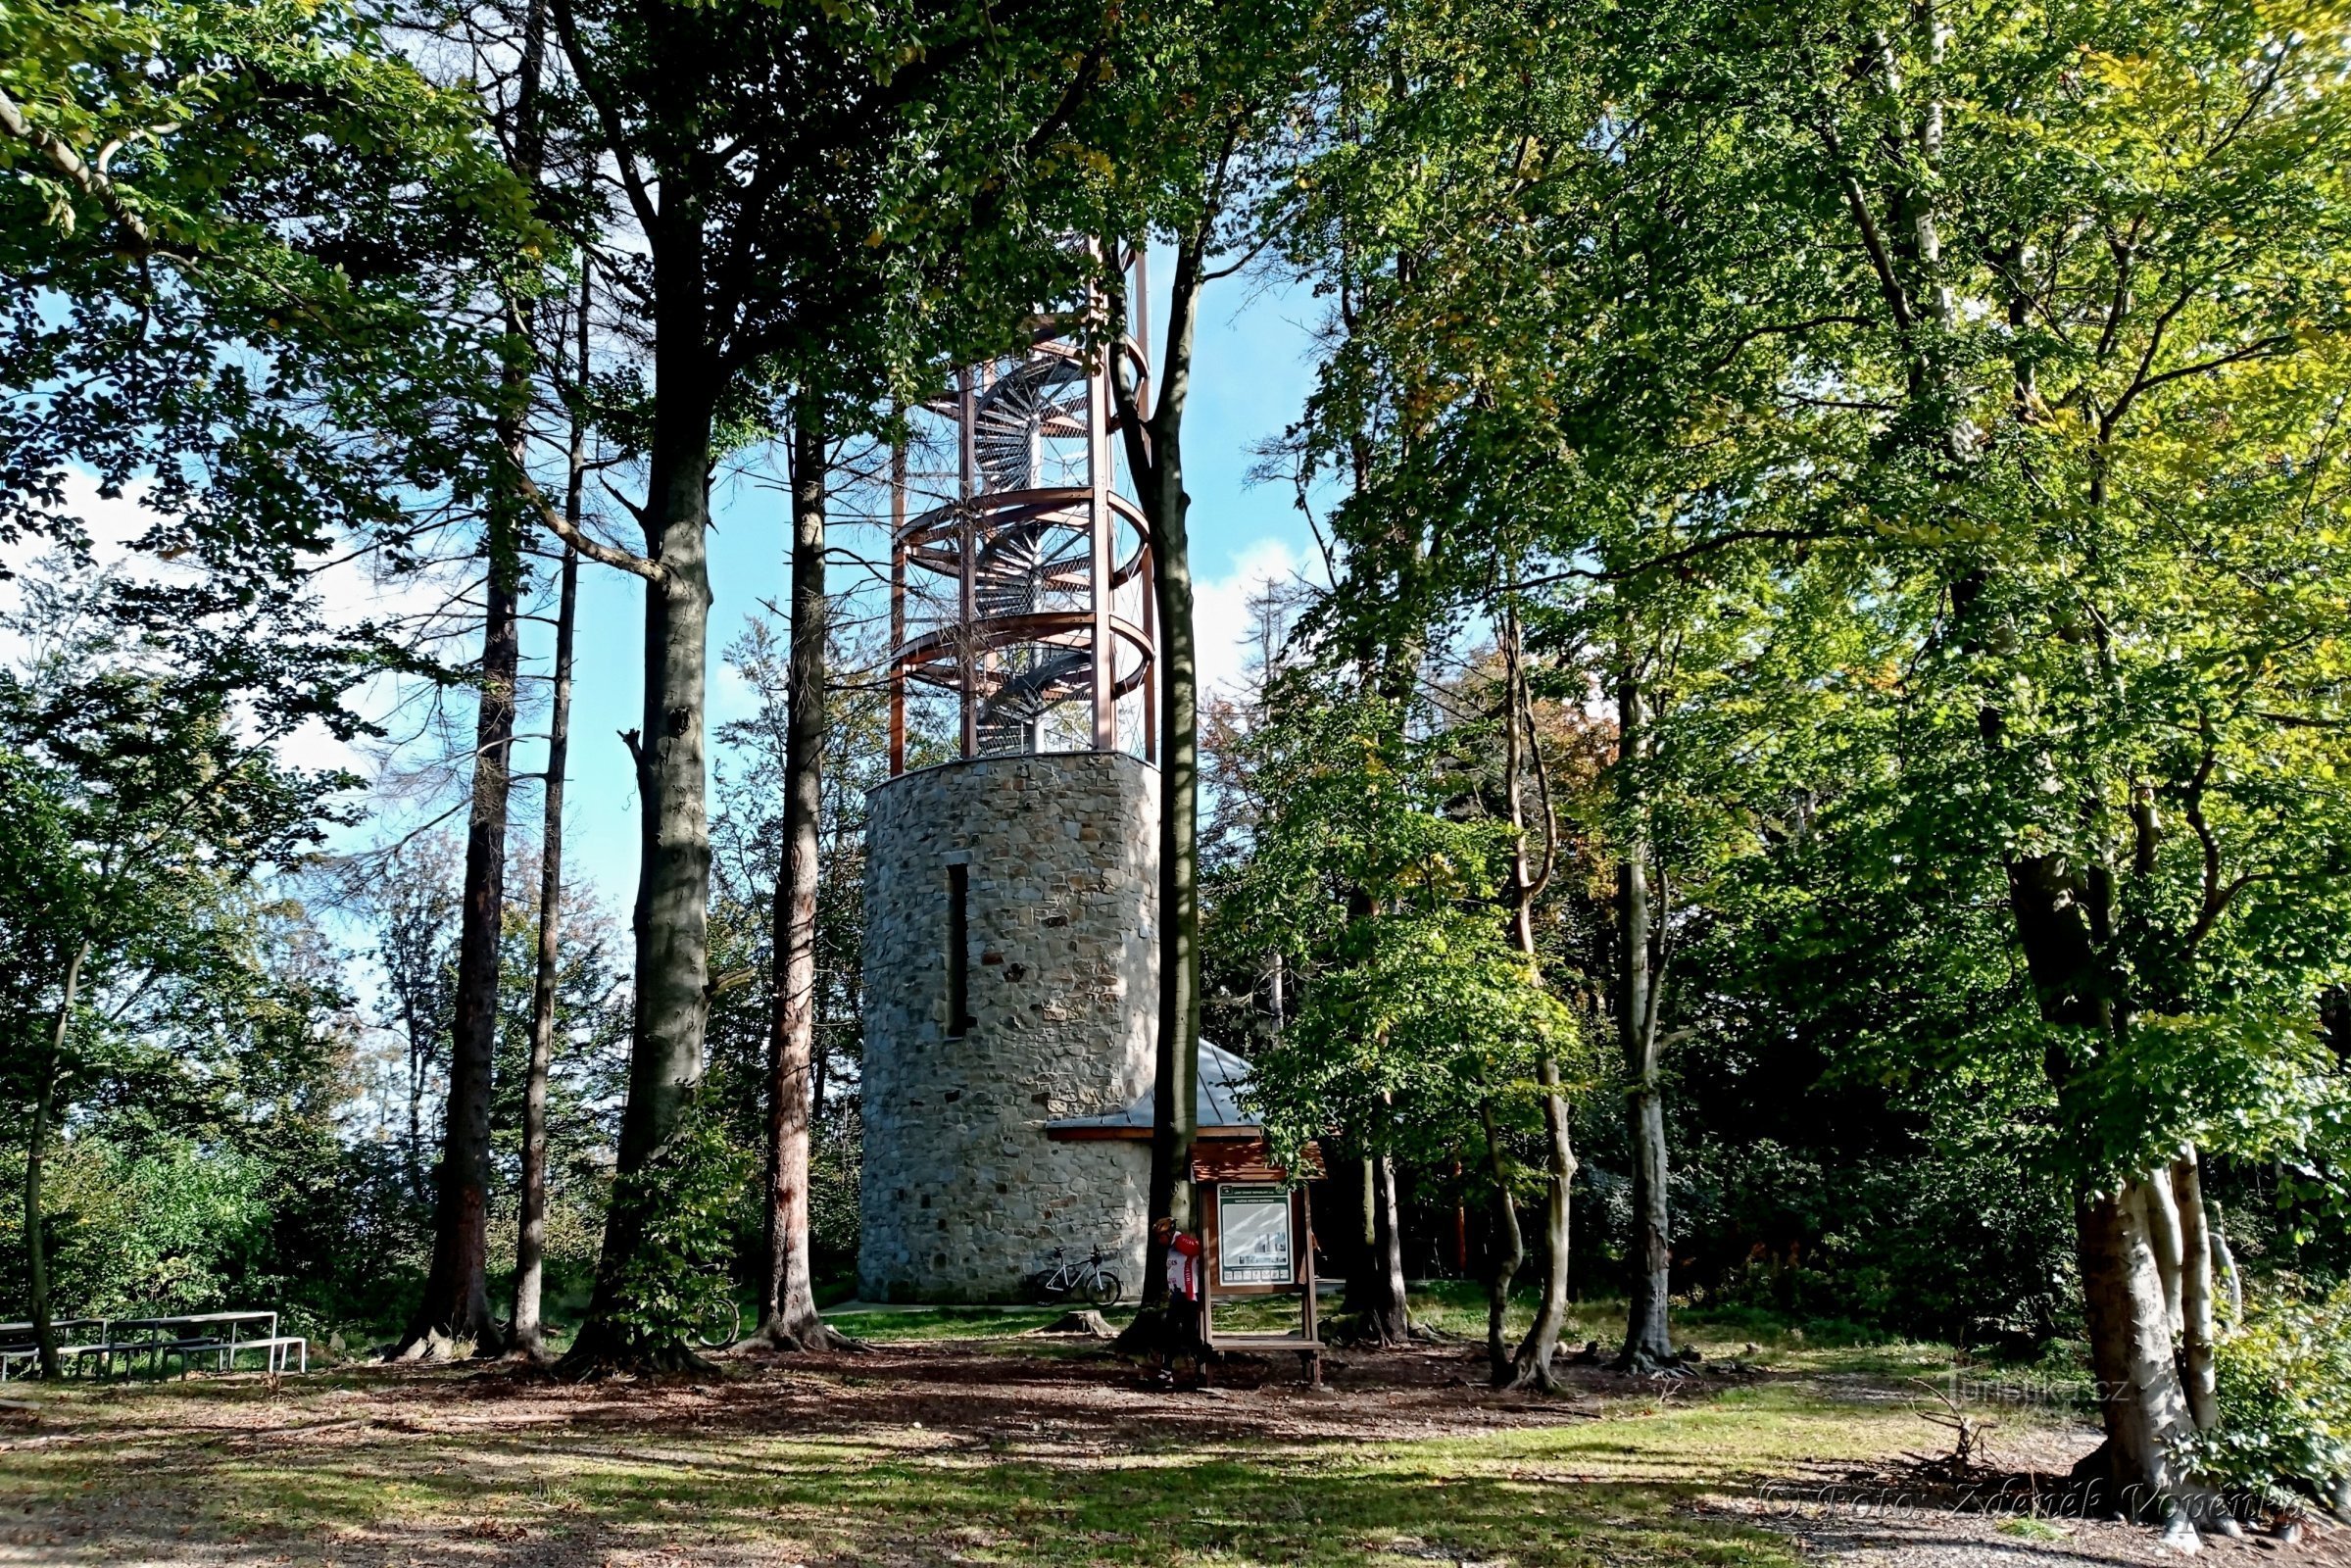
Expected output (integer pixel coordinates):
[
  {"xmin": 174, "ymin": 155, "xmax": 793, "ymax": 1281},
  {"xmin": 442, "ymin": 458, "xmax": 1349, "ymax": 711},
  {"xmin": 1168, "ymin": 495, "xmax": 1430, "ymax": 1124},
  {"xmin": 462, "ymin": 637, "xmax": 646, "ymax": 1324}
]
[
  {"xmin": 599, "ymin": 1095, "xmax": 755, "ymax": 1351},
  {"xmin": 2180, "ymin": 1284, "xmax": 2351, "ymax": 1511}
]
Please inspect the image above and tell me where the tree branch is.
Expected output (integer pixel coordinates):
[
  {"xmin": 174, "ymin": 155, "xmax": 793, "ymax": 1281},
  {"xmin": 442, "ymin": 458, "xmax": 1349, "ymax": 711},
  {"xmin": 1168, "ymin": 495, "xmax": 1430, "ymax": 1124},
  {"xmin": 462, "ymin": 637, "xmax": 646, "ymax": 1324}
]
[
  {"xmin": 0, "ymin": 86, "xmax": 196, "ymax": 260},
  {"xmin": 514, "ymin": 463, "xmax": 663, "ymax": 583},
  {"xmin": 545, "ymin": 0, "xmax": 659, "ymax": 237}
]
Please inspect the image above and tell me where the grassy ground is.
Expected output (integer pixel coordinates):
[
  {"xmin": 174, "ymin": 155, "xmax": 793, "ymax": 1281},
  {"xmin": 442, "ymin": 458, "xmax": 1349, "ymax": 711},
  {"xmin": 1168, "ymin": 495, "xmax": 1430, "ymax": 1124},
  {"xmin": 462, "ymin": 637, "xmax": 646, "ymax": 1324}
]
[{"xmin": 0, "ymin": 1293, "xmax": 2115, "ymax": 1567}]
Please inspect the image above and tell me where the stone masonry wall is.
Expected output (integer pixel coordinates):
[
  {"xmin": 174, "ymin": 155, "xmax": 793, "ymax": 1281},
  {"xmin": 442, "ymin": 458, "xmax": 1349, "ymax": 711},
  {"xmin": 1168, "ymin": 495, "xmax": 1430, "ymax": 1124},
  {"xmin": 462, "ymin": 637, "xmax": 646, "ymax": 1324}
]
[{"xmin": 857, "ymin": 752, "xmax": 1158, "ymax": 1302}]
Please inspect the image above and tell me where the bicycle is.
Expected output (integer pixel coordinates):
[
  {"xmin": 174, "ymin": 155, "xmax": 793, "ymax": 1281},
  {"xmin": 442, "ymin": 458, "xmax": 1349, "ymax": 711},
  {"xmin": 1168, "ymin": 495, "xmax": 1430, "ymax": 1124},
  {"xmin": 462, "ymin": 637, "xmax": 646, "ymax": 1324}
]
[
  {"xmin": 693, "ymin": 1295, "xmax": 743, "ymax": 1349},
  {"xmin": 1026, "ymin": 1245, "xmax": 1124, "ymax": 1307}
]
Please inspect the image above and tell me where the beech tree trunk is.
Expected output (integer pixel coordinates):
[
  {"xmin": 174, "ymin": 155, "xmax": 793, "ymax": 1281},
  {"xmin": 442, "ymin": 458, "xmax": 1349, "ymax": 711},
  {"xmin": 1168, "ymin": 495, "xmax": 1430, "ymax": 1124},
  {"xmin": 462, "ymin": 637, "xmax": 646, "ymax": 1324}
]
[
  {"xmin": 1341, "ymin": 1151, "xmax": 1412, "ymax": 1346},
  {"xmin": 2076, "ymin": 1181, "xmax": 2204, "ymax": 1522},
  {"xmin": 566, "ymin": 194, "xmax": 717, "ymax": 1369},
  {"xmin": 1107, "ymin": 234, "xmax": 1209, "ymax": 1350},
  {"xmin": 2005, "ymin": 853, "xmax": 2220, "ymax": 1527},
  {"xmin": 751, "ymin": 402, "xmax": 852, "ymax": 1352},
  {"xmin": 509, "ymin": 74, "xmax": 578, "ymax": 1366},
  {"xmin": 1479, "ymin": 1101, "xmax": 1525, "ymax": 1384},
  {"xmin": 25, "ymin": 940, "xmax": 84, "ymax": 1381},
  {"xmin": 510, "ymin": 540, "xmax": 573, "ymax": 1359},
  {"xmin": 1614, "ymin": 663, "xmax": 1674, "ymax": 1370},
  {"xmin": 1499, "ymin": 599, "xmax": 1576, "ymax": 1391},
  {"xmin": 1512, "ymin": 1057, "xmax": 1578, "ymax": 1389},
  {"xmin": 2172, "ymin": 1151, "xmax": 2220, "ymax": 1432}
]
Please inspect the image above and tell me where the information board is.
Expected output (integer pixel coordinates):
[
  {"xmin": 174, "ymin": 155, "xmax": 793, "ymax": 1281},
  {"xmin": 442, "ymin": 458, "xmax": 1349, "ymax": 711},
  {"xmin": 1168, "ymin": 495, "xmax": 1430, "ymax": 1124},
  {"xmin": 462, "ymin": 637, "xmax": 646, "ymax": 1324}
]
[{"xmin": 1216, "ymin": 1184, "xmax": 1295, "ymax": 1286}]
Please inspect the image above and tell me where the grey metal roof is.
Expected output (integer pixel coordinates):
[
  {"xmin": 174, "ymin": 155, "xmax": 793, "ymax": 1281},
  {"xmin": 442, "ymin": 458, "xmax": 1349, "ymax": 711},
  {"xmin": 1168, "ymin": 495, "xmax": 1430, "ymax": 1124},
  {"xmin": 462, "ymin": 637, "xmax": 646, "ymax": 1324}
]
[{"xmin": 1046, "ymin": 1039, "xmax": 1256, "ymax": 1133}]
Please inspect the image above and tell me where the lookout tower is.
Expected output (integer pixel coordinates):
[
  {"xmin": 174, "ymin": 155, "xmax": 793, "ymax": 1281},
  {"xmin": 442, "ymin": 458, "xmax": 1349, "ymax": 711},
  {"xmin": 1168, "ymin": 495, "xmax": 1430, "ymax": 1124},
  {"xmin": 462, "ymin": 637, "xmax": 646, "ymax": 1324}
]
[{"xmin": 857, "ymin": 262, "xmax": 1165, "ymax": 1302}]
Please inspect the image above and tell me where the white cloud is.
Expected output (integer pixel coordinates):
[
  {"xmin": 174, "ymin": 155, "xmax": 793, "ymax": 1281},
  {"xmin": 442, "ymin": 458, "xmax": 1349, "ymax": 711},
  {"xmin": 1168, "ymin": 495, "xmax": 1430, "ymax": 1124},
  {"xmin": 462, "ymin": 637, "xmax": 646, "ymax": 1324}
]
[
  {"xmin": 1191, "ymin": 535, "xmax": 1311, "ymax": 705},
  {"xmin": 2, "ymin": 466, "xmax": 459, "ymax": 788}
]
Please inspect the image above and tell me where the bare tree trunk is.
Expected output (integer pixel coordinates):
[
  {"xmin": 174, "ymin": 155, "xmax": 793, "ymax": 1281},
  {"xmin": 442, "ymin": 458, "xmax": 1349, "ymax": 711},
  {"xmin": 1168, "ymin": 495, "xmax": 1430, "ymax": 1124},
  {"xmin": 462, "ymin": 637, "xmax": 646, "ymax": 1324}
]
[
  {"xmin": 565, "ymin": 207, "xmax": 717, "ymax": 1371},
  {"xmin": 398, "ymin": 469, "xmax": 519, "ymax": 1362},
  {"xmin": 398, "ymin": 0, "xmax": 555, "ymax": 1360},
  {"xmin": 1614, "ymin": 661, "xmax": 1674, "ymax": 1371},
  {"xmin": 1107, "ymin": 232, "xmax": 1211, "ymax": 1353},
  {"xmin": 2074, "ymin": 1181, "xmax": 2211, "ymax": 1534},
  {"xmin": 751, "ymin": 399, "xmax": 853, "ymax": 1352},
  {"xmin": 1145, "ymin": 446, "xmax": 1200, "ymax": 1319},
  {"xmin": 2006, "ymin": 854, "xmax": 2210, "ymax": 1530},
  {"xmin": 1512, "ymin": 1056, "xmax": 1578, "ymax": 1390},
  {"xmin": 1479, "ymin": 1101, "xmax": 1524, "ymax": 1384},
  {"xmin": 2144, "ymin": 1162, "xmax": 2185, "ymax": 1338},
  {"xmin": 2209, "ymin": 1200, "xmax": 2242, "ymax": 1326},
  {"xmin": 1361, "ymin": 1152, "xmax": 1411, "ymax": 1345},
  {"xmin": 26, "ymin": 940, "xmax": 86, "ymax": 1381},
  {"xmin": 510, "ymin": 538, "xmax": 574, "ymax": 1361},
  {"xmin": 1499, "ymin": 596, "xmax": 1576, "ymax": 1392},
  {"xmin": 406, "ymin": 1038, "xmax": 427, "ymax": 1206},
  {"xmin": 2171, "ymin": 1151, "xmax": 2220, "ymax": 1432},
  {"xmin": 511, "ymin": 262, "xmax": 588, "ymax": 1365}
]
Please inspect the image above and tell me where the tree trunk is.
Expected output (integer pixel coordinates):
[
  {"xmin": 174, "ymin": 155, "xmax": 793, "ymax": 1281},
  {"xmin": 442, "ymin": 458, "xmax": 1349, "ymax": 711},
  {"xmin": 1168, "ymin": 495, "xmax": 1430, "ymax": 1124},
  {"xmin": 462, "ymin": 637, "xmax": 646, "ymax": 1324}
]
[
  {"xmin": 2171, "ymin": 1151, "xmax": 2220, "ymax": 1432},
  {"xmin": 1512, "ymin": 1055, "xmax": 1578, "ymax": 1390},
  {"xmin": 2143, "ymin": 1162, "xmax": 2185, "ymax": 1338},
  {"xmin": 399, "ymin": 0, "xmax": 553, "ymax": 1355},
  {"xmin": 406, "ymin": 1034, "xmax": 427, "ymax": 1207},
  {"xmin": 26, "ymin": 940, "xmax": 85, "ymax": 1381},
  {"xmin": 566, "ymin": 197, "xmax": 716, "ymax": 1372},
  {"xmin": 1341, "ymin": 1152, "xmax": 1377, "ymax": 1311},
  {"xmin": 398, "ymin": 474, "xmax": 519, "ymax": 1361},
  {"xmin": 2209, "ymin": 1200, "xmax": 2242, "ymax": 1327},
  {"xmin": 1479, "ymin": 1101, "xmax": 1524, "ymax": 1385},
  {"xmin": 510, "ymin": 539, "xmax": 573, "ymax": 1361},
  {"xmin": 508, "ymin": 21, "xmax": 569, "ymax": 1367},
  {"xmin": 751, "ymin": 400, "xmax": 853, "ymax": 1353},
  {"xmin": 1500, "ymin": 599, "xmax": 1576, "ymax": 1391},
  {"xmin": 2074, "ymin": 1181, "xmax": 2208, "ymax": 1528},
  {"xmin": 1107, "ymin": 233, "xmax": 1209, "ymax": 1354},
  {"xmin": 2005, "ymin": 855, "xmax": 2209, "ymax": 1528},
  {"xmin": 1347, "ymin": 1152, "xmax": 1412, "ymax": 1346},
  {"xmin": 1614, "ymin": 662, "xmax": 1674, "ymax": 1370}
]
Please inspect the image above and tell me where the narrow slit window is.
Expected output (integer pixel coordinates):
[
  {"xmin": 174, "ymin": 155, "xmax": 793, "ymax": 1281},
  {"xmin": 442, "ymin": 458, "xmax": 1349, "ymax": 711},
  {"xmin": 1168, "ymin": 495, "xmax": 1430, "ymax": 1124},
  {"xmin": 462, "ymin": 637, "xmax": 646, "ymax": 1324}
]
[{"xmin": 947, "ymin": 863, "xmax": 969, "ymax": 1038}]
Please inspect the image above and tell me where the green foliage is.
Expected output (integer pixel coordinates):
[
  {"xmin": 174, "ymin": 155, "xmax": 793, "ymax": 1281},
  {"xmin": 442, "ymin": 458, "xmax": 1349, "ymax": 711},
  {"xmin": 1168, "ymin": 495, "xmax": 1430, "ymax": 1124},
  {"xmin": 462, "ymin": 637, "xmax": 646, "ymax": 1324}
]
[
  {"xmin": 1219, "ymin": 685, "xmax": 1592, "ymax": 1180},
  {"xmin": 2181, "ymin": 1285, "xmax": 2351, "ymax": 1507},
  {"xmin": 598, "ymin": 1095, "xmax": 756, "ymax": 1353},
  {"xmin": 2, "ymin": 1140, "xmax": 270, "ymax": 1318},
  {"xmin": 3, "ymin": 0, "xmax": 547, "ymax": 599}
]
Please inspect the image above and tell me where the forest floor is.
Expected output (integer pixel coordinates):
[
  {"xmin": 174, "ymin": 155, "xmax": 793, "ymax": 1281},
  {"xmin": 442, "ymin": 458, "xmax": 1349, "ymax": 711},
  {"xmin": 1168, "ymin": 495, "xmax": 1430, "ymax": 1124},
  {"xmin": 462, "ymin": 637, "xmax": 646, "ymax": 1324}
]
[{"xmin": 0, "ymin": 1297, "xmax": 2341, "ymax": 1568}]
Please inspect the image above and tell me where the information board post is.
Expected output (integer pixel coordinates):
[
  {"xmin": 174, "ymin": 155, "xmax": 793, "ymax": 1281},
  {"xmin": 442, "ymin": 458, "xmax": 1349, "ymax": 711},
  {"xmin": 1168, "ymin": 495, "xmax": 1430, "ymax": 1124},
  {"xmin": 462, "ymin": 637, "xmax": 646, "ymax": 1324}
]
[{"xmin": 1194, "ymin": 1157, "xmax": 1320, "ymax": 1385}]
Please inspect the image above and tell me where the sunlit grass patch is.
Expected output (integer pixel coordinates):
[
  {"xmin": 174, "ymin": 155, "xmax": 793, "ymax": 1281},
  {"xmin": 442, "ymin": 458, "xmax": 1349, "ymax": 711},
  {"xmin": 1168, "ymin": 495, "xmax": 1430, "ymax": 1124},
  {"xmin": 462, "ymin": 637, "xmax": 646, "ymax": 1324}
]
[{"xmin": 0, "ymin": 1351, "xmax": 1950, "ymax": 1566}]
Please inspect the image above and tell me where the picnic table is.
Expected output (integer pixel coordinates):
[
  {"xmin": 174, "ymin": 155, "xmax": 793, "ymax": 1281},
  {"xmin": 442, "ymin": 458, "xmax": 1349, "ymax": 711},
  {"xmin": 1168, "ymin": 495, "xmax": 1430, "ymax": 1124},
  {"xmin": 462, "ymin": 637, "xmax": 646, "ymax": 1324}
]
[
  {"xmin": 0, "ymin": 1310, "xmax": 308, "ymax": 1380},
  {"xmin": 0, "ymin": 1319, "xmax": 107, "ymax": 1383},
  {"xmin": 105, "ymin": 1312, "xmax": 304, "ymax": 1377}
]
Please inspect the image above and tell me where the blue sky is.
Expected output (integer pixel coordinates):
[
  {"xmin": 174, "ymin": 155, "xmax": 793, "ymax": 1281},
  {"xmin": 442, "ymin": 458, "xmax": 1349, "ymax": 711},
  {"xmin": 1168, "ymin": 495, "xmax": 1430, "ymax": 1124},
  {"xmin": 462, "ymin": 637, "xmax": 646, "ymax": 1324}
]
[
  {"xmin": 539, "ymin": 261, "xmax": 1333, "ymax": 913},
  {"xmin": 0, "ymin": 263, "xmax": 1337, "ymax": 940}
]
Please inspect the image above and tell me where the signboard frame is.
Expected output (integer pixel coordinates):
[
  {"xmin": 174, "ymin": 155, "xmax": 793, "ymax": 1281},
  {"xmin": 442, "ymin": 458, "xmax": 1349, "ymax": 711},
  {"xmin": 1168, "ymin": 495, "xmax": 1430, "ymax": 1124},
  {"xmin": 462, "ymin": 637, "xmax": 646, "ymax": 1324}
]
[{"xmin": 1214, "ymin": 1183, "xmax": 1297, "ymax": 1289}]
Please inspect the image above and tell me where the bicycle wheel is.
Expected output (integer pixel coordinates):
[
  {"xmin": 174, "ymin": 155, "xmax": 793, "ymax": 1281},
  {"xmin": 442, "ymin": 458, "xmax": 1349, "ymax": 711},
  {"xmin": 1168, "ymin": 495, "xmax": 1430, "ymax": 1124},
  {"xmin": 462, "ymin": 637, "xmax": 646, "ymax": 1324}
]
[
  {"xmin": 695, "ymin": 1298, "xmax": 742, "ymax": 1349},
  {"xmin": 1084, "ymin": 1270, "xmax": 1124, "ymax": 1308}
]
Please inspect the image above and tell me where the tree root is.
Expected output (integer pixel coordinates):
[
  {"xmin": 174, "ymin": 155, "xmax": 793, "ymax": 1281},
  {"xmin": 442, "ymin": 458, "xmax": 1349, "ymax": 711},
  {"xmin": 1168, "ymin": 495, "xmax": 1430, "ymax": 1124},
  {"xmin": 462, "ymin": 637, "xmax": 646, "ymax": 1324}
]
[
  {"xmin": 387, "ymin": 1329, "xmax": 490, "ymax": 1365},
  {"xmin": 554, "ymin": 1338, "xmax": 720, "ymax": 1381},
  {"xmin": 492, "ymin": 1340, "xmax": 558, "ymax": 1371},
  {"xmin": 1611, "ymin": 1344, "xmax": 1696, "ymax": 1378},
  {"xmin": 1320, "ymin": 1310, "xmax": 1422, "ymax": 1350},
  {"xmin": 732, "ymin": 1317, "xmax": 865, "ymax": 1354},
  {"xmin": 1503, "ymin": 1351, "xmax": 1570, "ymax": 1394}
]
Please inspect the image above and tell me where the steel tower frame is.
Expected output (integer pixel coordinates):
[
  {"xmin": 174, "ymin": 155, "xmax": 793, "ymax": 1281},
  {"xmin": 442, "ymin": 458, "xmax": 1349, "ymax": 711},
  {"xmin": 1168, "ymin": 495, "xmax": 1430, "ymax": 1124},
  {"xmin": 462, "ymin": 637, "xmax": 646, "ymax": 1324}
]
[{"xmin": 887, "ymin": 256, "xmax": 1155, "ymax": 772}]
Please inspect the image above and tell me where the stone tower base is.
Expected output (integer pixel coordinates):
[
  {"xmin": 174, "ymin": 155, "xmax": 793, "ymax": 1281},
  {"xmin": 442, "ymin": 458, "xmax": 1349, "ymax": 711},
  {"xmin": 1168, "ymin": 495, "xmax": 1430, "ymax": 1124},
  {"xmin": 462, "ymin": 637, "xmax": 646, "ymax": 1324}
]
[{"xmin": 857, "ymin": 753, "xmax": 1158, "ymax": 1302}]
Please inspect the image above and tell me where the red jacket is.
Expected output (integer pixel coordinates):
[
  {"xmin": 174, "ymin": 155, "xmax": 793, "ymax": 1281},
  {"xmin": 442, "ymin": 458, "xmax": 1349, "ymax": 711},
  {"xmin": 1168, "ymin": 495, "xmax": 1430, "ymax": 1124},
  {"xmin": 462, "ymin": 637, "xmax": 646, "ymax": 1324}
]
[{"xmin": 1167, "ymin": 1231, "xmax": 1203, "ymax": 1300}]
